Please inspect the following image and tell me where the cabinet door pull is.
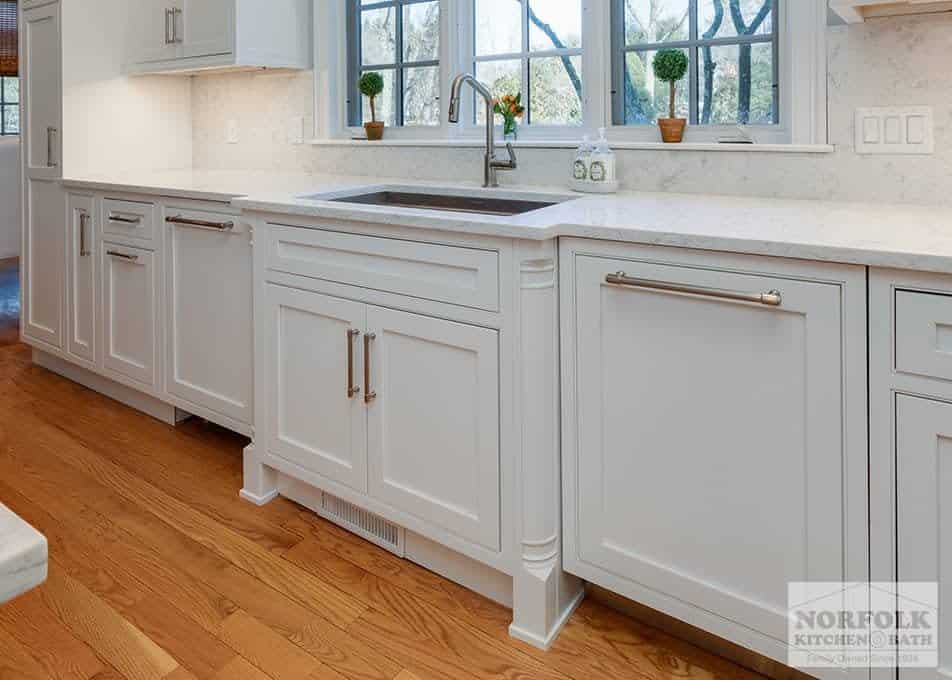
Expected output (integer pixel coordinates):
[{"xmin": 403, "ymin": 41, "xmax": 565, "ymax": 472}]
[
  {"xmin": 108, "ymin": 213, "xmax": 142, "ymax": 225},
  {"xmin": 172, "ymin": 7, "xmax": 182, "ymax": 43},
  {"xmin": 347, "ymin": 329, "xmax": 361, "ymax": 398},
  {"xmin": 165, "ymin": 7, "xmax": 174, "ymax": 44},
  {"xmin": 605, "ymin": 272, "xmax": 782, "ymax": 308},
  {"xmin": 165, "ymin": 215, "xmax": 235, "ymax": 231},
  {"xmin": 363, "ymin": 333, "xmax": 377, "ymax": 404},
  {"xmin": 79, "ymin": 213, "xmax": 90, "ymax": 257},
  {"xmin": 46, "ymin": 127, "xmax": 57, "ymax": 168},
  {"xmin": 107, "ymin": 250, "xmax": 140, "ymax": 263}
]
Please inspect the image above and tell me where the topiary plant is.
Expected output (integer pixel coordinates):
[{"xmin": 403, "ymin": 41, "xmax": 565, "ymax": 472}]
[
  {"xmin": 358, "ymin": 72, "xmax": 385, "ymax": 123},
  {"xmin": 652, "ymin": 50, "xmax": 688, "ymax": 120}
]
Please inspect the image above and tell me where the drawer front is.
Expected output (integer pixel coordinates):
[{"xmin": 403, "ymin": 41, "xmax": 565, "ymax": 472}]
[
  {"xmin": 103, "ymin": 199, "xmax": 157, "ymax": 243},
  {"xmin": 266, "ymin": 225, "xmax": 500, "ymax": 312},
  {"xmin": 896, "ymin": 289, "xmax": 952, "ymax": 381},
  {"xmin": 102, "ymin": 243, "xmax": 157, "ymax": 388}
]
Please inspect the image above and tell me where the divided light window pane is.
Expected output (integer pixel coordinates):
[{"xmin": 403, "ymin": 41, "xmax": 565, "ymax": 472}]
[
  {"xmin": 0, "ymin": 76, "xmax": 17, "ymax": 136},
  {"xmin": 613, "ymin": 0, "xmax": 778, "ymax": 128},
  {"xmin": 473, "ymin": 0, "xmax": 583, "ymax": 127},
  {"xmin": 348, "ymin": 0, "xmax": 440, "ymax": 128}
]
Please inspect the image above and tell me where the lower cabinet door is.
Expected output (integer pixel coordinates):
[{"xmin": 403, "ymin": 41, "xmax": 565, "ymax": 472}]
[
  {"xmin": 165, "ymin": 210, "xmax": 252, "ymax": 425},
  {"xmin": 22, "ymin": 179, "xmax": 66, "ymax": 349},
  {"xmin": 366, "ymin": 305, "xmax": 500, "ymax": 552},
  {"xmin": 66, "ymin": 194, "xmax": 96, "ymax": 364},
  {"xmin": 897, "ymin": 395, "xmax": 952, "ymax": 680},
  {"xmin": 568, "ymin": 254, "xmax": 860, "ymax": 648},
  {"xmin": 266, "ymin": 284, "xmax": 368, "ymax": 493},
  {"xmin": 102, "ymin": 244, "xmax": 157, "ymax": 387}
]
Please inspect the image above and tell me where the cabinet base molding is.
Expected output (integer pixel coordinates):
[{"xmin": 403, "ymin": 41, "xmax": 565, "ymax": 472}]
[
  {"xmin": 587, "ymin": 585, "xmax": 816, "ymax": 680},
  {"xmin": 32, "ymin": 349, "xmax": 179, "ymax": 426},
  {"xmin": 274, "ymin": 474, "xmax": 515, "ymax": 608}
]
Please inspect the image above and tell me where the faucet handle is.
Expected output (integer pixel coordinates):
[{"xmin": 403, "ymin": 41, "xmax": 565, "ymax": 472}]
[{"xmin": 492, "ymin": 142, "xmax": 518, "ymax": 171}]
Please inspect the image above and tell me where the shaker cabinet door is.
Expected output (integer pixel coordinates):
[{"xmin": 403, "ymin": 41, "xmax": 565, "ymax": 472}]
[{"xmin": 66, "ymin": 194, "xmax": 96, "ymax": 365}]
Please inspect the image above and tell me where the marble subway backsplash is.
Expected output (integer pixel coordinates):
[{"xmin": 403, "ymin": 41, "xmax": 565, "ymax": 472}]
[{"xmin": 191, "ymin": 13, "xmax": 952, "ymax": 206}]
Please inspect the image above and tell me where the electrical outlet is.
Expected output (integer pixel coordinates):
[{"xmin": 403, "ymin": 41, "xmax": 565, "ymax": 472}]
[
  {"xmin": 226, "ymin": 119, "xmax": 239, "ymax": 144},
  {"xmin": 855, "ymin": 107, "xmax": 933, "ymax": 155}
]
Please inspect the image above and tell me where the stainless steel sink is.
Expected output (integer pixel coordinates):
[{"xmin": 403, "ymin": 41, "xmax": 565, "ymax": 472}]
[{"xmin": 300, "ymin": 186, "xmax": 573, "ymax": 217}]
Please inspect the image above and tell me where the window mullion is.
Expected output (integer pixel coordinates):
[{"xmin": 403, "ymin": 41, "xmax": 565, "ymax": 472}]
[
  {"xmin": 522, "ymin": 0, "xmax": 530, "ymax": 126},
  {"xmin": 395, "ymin": 0, "xmax": 405, "ymax": 126},
  {"xmin": 689, "ymin": 0, "xmax": 698, "ymax": 125}
]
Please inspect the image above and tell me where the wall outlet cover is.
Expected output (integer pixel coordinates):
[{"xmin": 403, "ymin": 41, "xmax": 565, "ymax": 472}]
[
  {"xmin": 226, "ymin": 119, "xmax": 239, "ymax": 144},
  {"xmin": 855, "ymin": 106, "xmax": 934, "ymax": 155}
]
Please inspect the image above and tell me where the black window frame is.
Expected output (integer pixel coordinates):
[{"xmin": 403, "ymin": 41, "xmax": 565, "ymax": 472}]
[
  {"xmin": 346, "ymin": 0, "xmax": 441, "ymax": 128},
  {"xmin": 610, "ymin": 0, "xmax": 780, "ymax": 127},
  {"xmin": 0, "ymin": 75, "xmax": 17, "ymax": 136}
]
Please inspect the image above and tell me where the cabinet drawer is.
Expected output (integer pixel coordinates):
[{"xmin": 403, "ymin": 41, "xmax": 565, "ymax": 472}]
[
  {"xmin": 103, "ymin": 199, "xmax": 156, "ymax": 243},
  {"xmin": 896, "ymin": 289, "xmax": 952, "ymax": 381},
  {"xmin": 266, "ymin": 225, "xmax": 500, "ymax": 312}
]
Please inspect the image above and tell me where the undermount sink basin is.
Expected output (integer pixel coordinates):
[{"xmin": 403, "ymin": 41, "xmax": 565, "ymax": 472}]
[{"xmin": 300, "ymin": 186, "xmax": 573, "ymax": 217}]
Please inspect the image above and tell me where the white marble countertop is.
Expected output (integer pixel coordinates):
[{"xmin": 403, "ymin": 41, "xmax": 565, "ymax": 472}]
[
  {"xmin": 0, "ymin": 502, "xmax": 47, "ymax": 605},
  {"xmin": 62, "ymin": 169, "xmax": 952, "ymax": 275}
]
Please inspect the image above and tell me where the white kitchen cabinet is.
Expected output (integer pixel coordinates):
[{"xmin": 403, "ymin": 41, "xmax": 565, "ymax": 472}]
[
  {"xmin": 561, "ymin": 240, "xmax": 868, "ymax": 672},
  {"xmin": 366, "ymin": 306, "xmax": 501, "ymax": 552},
  {"xmin": 895, "ymin": 395, "xmax": 952, "ymax": 680},
  {"xmin": 164, "ymin": 206, "xmax": 252, "ymax": 429},
  {"xmin": 20, "ymin": 2, "xmax": 62, "ymax": 180},
  {"xmin": 126, "ymin": 0, "xmax": 311, "ymax": 75},
  {"xmin": 21, "ymin": 180, "xmax": 66, "ymax": 350},
  {"xmin": 263, "ymin": 283, "xmax": 502, "ymax": 550},
  {"xmin": 66, "ymin": 194, "xmax": 96, "ymax": 366},
  {"xmin": 266, "ymin": 285, "xmax": 368, "ymax": 493},
  {"xmin": 102, "ymin": 244, "xmax": 158, "ymax": 388},
  {"xmin": 830, "ymin": 0, "xmax": 952, "ymax": 23}
]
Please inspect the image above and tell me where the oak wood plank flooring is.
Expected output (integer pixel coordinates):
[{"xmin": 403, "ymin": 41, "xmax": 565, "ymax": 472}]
[{"xmin": 0, "ymin": 281, "xmax": 772, "ymax": 680}]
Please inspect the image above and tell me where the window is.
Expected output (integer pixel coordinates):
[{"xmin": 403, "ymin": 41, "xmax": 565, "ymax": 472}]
[
  {"xmin": 346, "ymin": 0, "xmax": 441, "ymax": 128},
  {"xmin": 472, "ymin": 0, "xmax": 583, "ymax": 127},
  {"xmin": 612, "ymin": 1, "xmax": 778, "ymax": 128},
  {"xmin": 0, "ymin": 77, "xmax": 17, "ymax": 135}
]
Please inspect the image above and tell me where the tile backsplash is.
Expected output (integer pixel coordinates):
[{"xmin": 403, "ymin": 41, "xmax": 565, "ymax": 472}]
[{"xmin": 191, "ymin": 12, "xmax": 952, "ymax": 206}]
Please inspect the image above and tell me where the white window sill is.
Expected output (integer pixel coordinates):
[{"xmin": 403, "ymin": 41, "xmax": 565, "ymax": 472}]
[{"xmin": 308, "ymin": 138, "xmax": 835, "ymax": 154}]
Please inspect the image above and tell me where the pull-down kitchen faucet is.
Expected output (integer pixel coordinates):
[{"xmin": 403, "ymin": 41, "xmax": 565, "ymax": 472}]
[{"xmin": 447, "ymin": 73, "xmax": 517, "ymax": 188}]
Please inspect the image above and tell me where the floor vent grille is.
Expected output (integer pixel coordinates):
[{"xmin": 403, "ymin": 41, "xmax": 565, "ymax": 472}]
[{"xmin": 318, "ymin": 492, "xmax": 406, "ymax": 557}]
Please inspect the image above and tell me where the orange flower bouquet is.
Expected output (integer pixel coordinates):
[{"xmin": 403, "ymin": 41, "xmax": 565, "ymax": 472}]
[{"xmin": 492, "ymin": 93, "xmax": 525, "ymax": 139}]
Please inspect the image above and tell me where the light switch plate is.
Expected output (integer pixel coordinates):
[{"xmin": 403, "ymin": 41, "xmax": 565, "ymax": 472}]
[
  {"xmin": 855, "ymin": 107, "xmax": 934, "ymax": 155},
  {"xmin": 226, "ymin": 119, "xmax": 239, "ymax": 144}
]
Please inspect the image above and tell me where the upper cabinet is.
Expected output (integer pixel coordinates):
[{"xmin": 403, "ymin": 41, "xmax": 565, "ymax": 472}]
[
  {"xmin": 126, "ymin": 0, "xmax": 312, "ymax": 75},
  {"xmin": 20, "ymin": 2, "xmax": 62, "ymax": 180},
  {"xmin": 830, "ymin": 0, "xmax": 952, "ymax": 23}
]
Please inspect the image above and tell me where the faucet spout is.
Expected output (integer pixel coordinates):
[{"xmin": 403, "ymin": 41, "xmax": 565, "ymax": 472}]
[{"xmin": 447, "ymin": 73, "xmax": 517, "ymax": 188}]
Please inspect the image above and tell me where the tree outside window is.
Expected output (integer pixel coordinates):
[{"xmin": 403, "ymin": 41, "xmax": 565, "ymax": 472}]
[
  {"xmin": 0, "ymin": 76, "xmax": 17, "ymax": 135},
  {"xmin": 613, "ymin": 0, "xmax": 778, "ymax": 127}
]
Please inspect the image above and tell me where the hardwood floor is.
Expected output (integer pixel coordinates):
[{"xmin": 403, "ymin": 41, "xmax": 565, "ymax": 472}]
[{"xmin": 0, "ymin": 261, "xmax": 769, "ymax": 680}]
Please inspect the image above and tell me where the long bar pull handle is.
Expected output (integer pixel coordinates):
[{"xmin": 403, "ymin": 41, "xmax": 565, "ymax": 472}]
[
  {"xmin": 79, "ymin": 213, "xmax": 89, "ymax": 257},
  {"xmin": 46, "ymin": 127, "xmax": 57, "ymax": 168},
  {"xmin": 108, "ymin": 213, "xmax": 142, "ymax": 225},
  {"xmin": 605, "ymin": 272, "xmax": 782, "ymax": 308},
  {"xmin": 172, "ymin": 7, "xmax": 183, "ymax": 44},
  {"xmin": 107, "ymin": 250, "xmax": 140, "ymax": 263},
  {"xmin": 165, "ymin": 8, "xmax": 174, "ymax": 44},
  {"xmin": 363, "ymin": 333, "xmax": 377, "ymax": 404},
  {"xmin": 165, "ymin": 215, "xmax": 235, "ymax": 231},
  {"xmin": 347, "ymin": 329, "xmax": 361, "ymax": 399}
]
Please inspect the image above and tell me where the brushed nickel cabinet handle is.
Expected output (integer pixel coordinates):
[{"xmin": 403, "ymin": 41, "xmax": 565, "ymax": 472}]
[
  {"xmin": 172, "ymin": 7, "xmax": 182, "ymax": 43},
  {"xmin": 347, "ymin": 329, "xmax": 361, "ymax": 399},
  {"xmin": 165, "ymin": 215, "xmax": 235, "ymax": 231},
  {"xmin": 165, "ymin": 7, "xmax": 174, "ymax": 44},
  {"xmin": 107, "ymin": 250, "xmax": 140, "ymax": 263},
  {"xmin": 108, "ymin": 213, "xmax": 142, "ymax": 225},
  {"xmin": 46, "ymin": 127, "xmax": 57, "ymax": 168},
  {"xmin": 363, "ymin": 333, "xmax": 377, "ymax": 404},
  {"xmin": 605, "ymin": 272, "xmax": 782, "ymax": 308},
  {"xmin": 79, "ymin": 213, "xmax": 89, "ymax": 257}
]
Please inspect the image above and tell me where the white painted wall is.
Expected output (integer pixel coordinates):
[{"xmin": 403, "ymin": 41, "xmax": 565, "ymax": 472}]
[
  {"xmin": 190, "ymin": 12, "xmax": 952, "ymax": 207},
  {"xmin": 61, "ymin": 0, "xmax": 192, "ymax": 176},
  {"xmin": 0, "ymin": 138, "xmax": 19, "ymax": 259}
]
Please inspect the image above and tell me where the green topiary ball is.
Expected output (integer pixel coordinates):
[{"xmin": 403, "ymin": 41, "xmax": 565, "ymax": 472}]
[
  {"xmin": 358, "ymin": 71, "xmax": 385, "ymax": 98},
  {"xmin": 652, "ymin": 50, "xmax": 688, "ymax": 84}
]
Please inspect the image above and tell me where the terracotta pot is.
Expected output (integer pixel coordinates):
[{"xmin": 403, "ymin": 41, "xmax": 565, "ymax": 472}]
[
  {"xmin": 658, "ymin": 118, "xmax": 687, "ymax": 144},
  {"xmin": 364, "ymin": 121, "xmax": 385, "ymax": 141}
]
